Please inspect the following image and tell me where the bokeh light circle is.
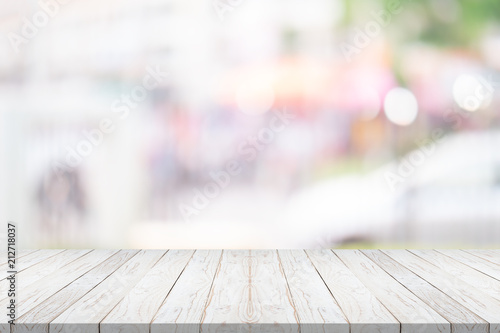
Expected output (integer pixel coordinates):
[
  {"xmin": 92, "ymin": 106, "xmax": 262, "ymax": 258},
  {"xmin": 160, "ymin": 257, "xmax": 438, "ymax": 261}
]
[
  {"xmin": 452, "ymin": 74, "xmax": 492, "ymax": 112},
  {"xmin": 383, "ymin": 87, "xmax": 418, "ymax": 126}
]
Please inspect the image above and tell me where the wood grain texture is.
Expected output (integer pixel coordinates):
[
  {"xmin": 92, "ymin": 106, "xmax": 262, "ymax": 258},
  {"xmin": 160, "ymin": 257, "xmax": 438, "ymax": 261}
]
[
  {"xmin": 335, "ymin": 250, "xmax": 449, "ymax": 333},
  {"xmin": 15, "ymin": 250, "xmax": 117, "ymax": 314},
  {"xmin": 0, "ymin": 249, "xmax": 37, "ymax": 265},
  {"xmin": 50, "ymin": 250, "xmax": 166, "ymax": 333},
  {"xmin": 0, "ymin": 249, "xmax": 95, "ymax": 331},
  {"xmin": 411, "ymin": 250, "xmax": 500, "ymax": 301},
  {"xmin": 464, "ymin": 250, "xmax": 500, "ymax": 265},
  {"xmin": 277, "ymin": 250, "xmax": 348, "ymax": 333},
  {"xmin": 0, "ymin": 250, "xmax": 44, "ymax": 277},
  {"xmin": 362, "ymin": 250, "xmax": 487, "ymax": 333},
  {"xmin": 0, "ymin": 249, "xmax": 65, "ymax": 280},
  {"xmin": 306, "ymin": 249, "xmax": 399, "ymax": 333},
  {"xmin": 199, "ymin": 250, "xmax": 299, "ymax": 333},
  {"xmin": 13, "ymin": 250, "xmax": 138, "ymax": 333},
  {"xmin": 11, "ymin": 250, "xmax": 93, "ymax": 290},
  {"xmin": 383, "ymin": 250, "xmax": 500, "ymax": 333},
  {"xmin": 151, "ymin": 250, "xmax": 222, "ymax": 333},
  {"xmin": 437, "ymin": 249, "xmax": 500, "ymax": 281},
  {"xmin": 0, "ymin": 249, "xmax": 498, "ymax": 332},
  {"xmin": 100, "ymin": 250, "xmax": 195, "ymax": 333}
]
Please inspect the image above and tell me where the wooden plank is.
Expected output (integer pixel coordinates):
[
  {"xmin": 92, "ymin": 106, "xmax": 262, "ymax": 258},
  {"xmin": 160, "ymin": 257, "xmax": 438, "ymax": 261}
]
[
  {"xmin": 1, "ymin": 249, "xmax": 90, "ymax": 330},
  {"xmin": 0, "ymin": 249, "xmax": 498, "ymax": 331},
  {"xmin": 12, "ymin": 250, "xmax": 92, "ymax": 290},
  {"xmin": 0, "ymin": 249, "xmax": 37, "ymax": 266},
  {"xmin": 411, "ymin": 250, "xmax": 500, "ymax": 302},
  {"xmin": 151, "ymin": 250, "xmax": 222, "ymax": 333},
  {"xmin": 200, "ymin": 250, "xmax": 299, "ymax": 333},
  {"xmin": 12, "ymin": 250, "xmax": 138, "ymax": 333},
  {"xmin": 15, "ymin": 250, "xmax": 116, "ymax": 312},
  {"xmin": 335, "ymin": 250, "xmax": 449, "ymax": 333},
  {"xmin": 0, "ymin": 250, "xmax": 113, "ymax": 332},
  {"xmin": 100, "ymin": 250, "xmax": 195, "ymax": 333},
  {"xmin": 363, "ymin": 250, "xmax": 487, "ymax": 333},
  {"xmin": 383, "ymin": 250, "xmax": 500, "ymax": 333},
  {"xmin": 0, "ymin": 250, "xmax": 92, "ymax": 305},
  {"xmin": 50, "ymin": 250, "xmax": 166, "ymax": 333},
  {"xmin": 306, "ymin": 249, "xmax": 399, "ymax": 333},
  {"xmin": 464, "ymin": 250, "xmax": 500, "ymax": 265},
  {"xmin": 277, "ymin": 250, "xmax": 348, "ymax": 333},
  {"xmin": 0, "ymin": 249, "xmax": 92, "ymax": 302},
  {"xmin": 437, "ymin": 249, "xmax": 500, "ymax": 281},
  {"xmin": 0, "ymin": 249, "xmax": 64, "ymax": 280}
]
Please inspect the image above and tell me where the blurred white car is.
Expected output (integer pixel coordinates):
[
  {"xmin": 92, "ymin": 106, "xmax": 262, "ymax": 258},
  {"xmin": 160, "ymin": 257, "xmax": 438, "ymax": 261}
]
[{"xmin": 284, "ymin": 130, "xmax": 500, "ymax": 247}]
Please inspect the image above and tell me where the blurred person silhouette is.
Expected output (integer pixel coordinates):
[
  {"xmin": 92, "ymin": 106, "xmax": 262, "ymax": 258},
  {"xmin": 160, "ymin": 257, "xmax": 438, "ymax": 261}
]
[
  {"xmin": 37, "ymin": 167, "xmax": 87, "ymax": 246},
  {"xmin": 147, "ymin": 104, "xmax": 201, "ymax": 220}
]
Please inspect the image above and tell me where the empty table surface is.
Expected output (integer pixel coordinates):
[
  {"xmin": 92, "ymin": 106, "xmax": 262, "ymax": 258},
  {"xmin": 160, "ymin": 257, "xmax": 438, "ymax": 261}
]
[{"xmin": 1, "ymin": 249, "xmax": 500, "ymax": 333}]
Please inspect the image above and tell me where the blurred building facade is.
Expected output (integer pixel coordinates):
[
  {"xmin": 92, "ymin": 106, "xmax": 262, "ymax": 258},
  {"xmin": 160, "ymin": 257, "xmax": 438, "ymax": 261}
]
[{"xmin": 1, "ymin": 0, "xmax": 500, "ymax": 248}]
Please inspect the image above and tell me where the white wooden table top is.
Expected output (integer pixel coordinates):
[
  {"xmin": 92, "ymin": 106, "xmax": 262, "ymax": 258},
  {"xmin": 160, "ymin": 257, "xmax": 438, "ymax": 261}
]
[{"xmin": 1, "ymin": 249, "xmax": 500, "ymax": 333}]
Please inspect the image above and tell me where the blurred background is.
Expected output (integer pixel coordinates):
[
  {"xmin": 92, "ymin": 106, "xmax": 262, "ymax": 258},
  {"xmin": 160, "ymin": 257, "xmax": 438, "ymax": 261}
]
[{"xmin": 1, "ymin": 0, "xmax": 500, "ymax": 249}]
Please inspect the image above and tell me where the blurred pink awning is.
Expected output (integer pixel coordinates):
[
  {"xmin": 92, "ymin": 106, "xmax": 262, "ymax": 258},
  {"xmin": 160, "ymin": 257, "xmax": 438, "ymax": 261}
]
[
  {"xmin": 214, "ymin": 57, "xmax": 396, "ymax": 116},
  {"xmin": 214, "ymin": 57, "xmax": 334, "ymax": 113}
]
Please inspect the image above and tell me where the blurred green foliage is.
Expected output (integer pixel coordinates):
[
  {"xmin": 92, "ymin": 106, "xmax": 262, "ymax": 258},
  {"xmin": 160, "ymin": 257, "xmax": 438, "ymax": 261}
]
[
  {"xmin": 418, "ymin": 0, "xmax": 500, "ymax": 46},
  {"xmin": 342, "ymin": 0, "xmax": 500, "ymax": 46}
]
